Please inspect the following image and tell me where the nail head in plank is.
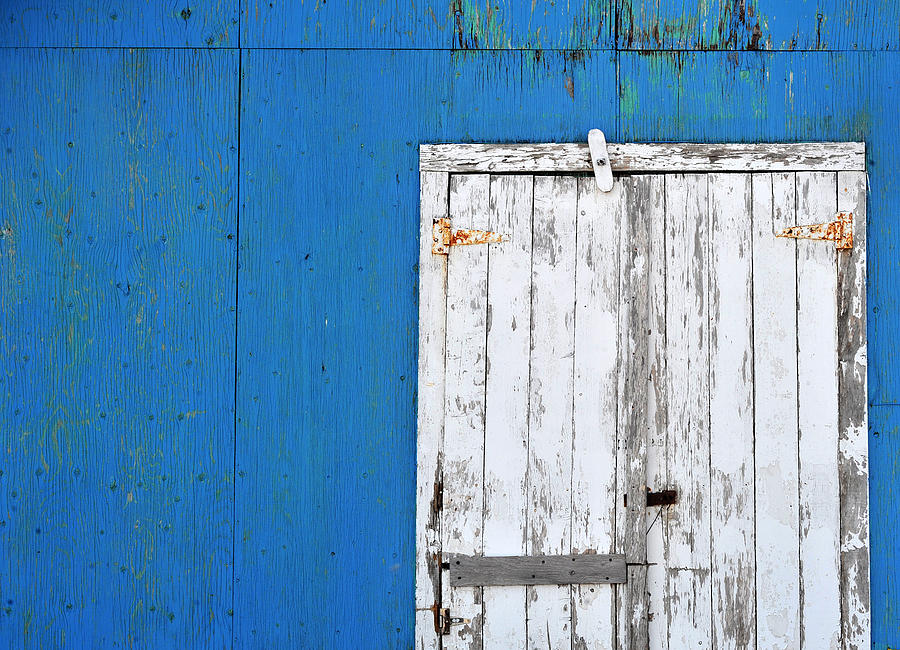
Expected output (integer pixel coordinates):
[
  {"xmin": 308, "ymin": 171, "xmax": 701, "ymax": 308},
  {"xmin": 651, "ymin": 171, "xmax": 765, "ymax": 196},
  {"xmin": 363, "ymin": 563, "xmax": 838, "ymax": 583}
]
[
  {"xmin": 419, "ymin": 142, "xmax": 866, "ymax": 173},
  {"xmin": 445, "ymin": 554, "xmax": 627, "ymax": 587}
]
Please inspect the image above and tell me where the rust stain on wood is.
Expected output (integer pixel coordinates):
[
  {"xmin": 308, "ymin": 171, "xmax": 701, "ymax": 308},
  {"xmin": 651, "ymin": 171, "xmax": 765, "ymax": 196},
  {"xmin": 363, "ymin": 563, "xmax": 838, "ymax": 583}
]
[
  {"xmin": 777, "ymin": 211, "xmax": 853, "ymax": 249},
  {"xmin": 432, "ymin": 216, "xmax": 506, "ymax": 254}
]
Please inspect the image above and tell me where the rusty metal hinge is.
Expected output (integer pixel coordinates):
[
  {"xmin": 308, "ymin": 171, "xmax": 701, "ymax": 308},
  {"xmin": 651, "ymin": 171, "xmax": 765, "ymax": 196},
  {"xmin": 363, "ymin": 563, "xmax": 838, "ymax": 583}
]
[
  {"xmin": 776, "ymin": 211, "xmax": 853, "ymax": 250},
  {"xmin": 437, "ymin": 607, "xmax": 469, "ymax": 635},
  {"xmin": 432, "ymin": 217, "xmax": 506, "ymax": 255}
]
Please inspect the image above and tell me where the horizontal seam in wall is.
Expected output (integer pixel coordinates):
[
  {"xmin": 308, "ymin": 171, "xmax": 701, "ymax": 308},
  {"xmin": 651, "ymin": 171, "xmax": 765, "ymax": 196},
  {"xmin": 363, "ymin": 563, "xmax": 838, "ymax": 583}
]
[{"xmin": 0, "ymin": 46, "xmax": 895, "ymax": 53}]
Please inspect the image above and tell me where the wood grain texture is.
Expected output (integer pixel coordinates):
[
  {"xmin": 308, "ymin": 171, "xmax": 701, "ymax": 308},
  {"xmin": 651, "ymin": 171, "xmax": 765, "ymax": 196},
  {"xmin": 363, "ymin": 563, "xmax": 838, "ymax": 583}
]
[
  {"xmin": 571, "ymin": 176, "xmax": 621, "ymax": 650},
  {"xmin": 837, "ymin": 171, "xmax": 870, "ymax": 650},
  {"xmin": 420, "ymin": 142, "xmax": 865, "ymax": 174},
  {"xmin": 2, "ymin": 33, "xmax": 886, "ymax": 650},
  {"xmin": 664, "ymin": 173, "xmax": 712, "ymax": 649},
  {"xmin": 442, "ymin": 173, "xmax": 490, "ymax": 650},
  {"xmin": 482, "ymin": 174, "xmax": 532, "ymax": 649},
  {"xmin": 708, "ymin": 173, "xmax": 756, "ymax": 649},
  {"xmin": 526, "ymin": 175, "xmax": 577, "ymax": 649},
  {"xmin": 617, "ymin": 0, "xmax": 900, "ymax": 50},
  {"xmin": 233, "ymin": 48, "xmax": 620, "ymax": 649},
  {"xmin": 644, "ymin": 170, "xmax": 669, "ymax": 650},
  {"xmin": 0, "ymin": 1, "xmax": 237, "ymax": 46},
  {"xmin": 797, "ymin": 171, "xmax": 841, "ymax": 650},
  {"xmin": 752, "ymin": 173, "xmax": 801, "ymax": 650},
  {"xmin": 237, "ymin": 0, "xmax": 900, "ymax": 50},
  {"xmin": 620, "ymin": 50, "xmax": 883, "ymax": 649},
  {"xmin": 447, "ymin": 553, "xmax": 626, "ymax": 587},
  {"xmin": 240, "ymin": 0, "xmax": 616, "ymax": 49},
  {"xmin": 0, "ymin": 48, "xmax": 237, "ymax": 648},
  {"xmin": 614, "ymin": 175, "xmax": 658, "ymax": 649},
  {"xmin": 415, "ymin": 171, "xmax": 449, "ymax": 650}
]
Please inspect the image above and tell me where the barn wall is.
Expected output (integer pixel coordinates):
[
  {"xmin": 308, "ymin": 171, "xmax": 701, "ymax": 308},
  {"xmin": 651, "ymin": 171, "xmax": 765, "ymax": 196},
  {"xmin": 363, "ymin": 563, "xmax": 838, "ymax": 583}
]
[{"xmin": 0, "ymin": 2, "xmax": 898, "ymax": 648}]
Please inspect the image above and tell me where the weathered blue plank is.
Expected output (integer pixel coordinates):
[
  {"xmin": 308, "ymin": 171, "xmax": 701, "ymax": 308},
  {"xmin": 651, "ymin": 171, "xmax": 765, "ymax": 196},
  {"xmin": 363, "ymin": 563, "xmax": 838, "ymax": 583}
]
[
  {"xmin": 0, "ymin": 48, "xmax": 237, "ymax": 647},
  {"xmin": 619, "ymin": 49, "xmax": 899, "ymax": 649},
  {"xmin": 234, "ymin": 47, "xmax": 617, "ymax": 647},
  {"xmin": 0, "ymin": 1, "xmax": 238, "ymax": 47},
  {"xmin": 238, "ymin": 0, "xmax": 900, "ymax": 51},
  {"xmin": 869, "ymin": 405, "xmax": 900, "ymax": 650},
  {"xmin": 618, "ymin": 0, "xmax": 900, "ymax": 50},
  {"xmin": 240, "ymin": 0, "xmax": 615, "ymax": 49}
]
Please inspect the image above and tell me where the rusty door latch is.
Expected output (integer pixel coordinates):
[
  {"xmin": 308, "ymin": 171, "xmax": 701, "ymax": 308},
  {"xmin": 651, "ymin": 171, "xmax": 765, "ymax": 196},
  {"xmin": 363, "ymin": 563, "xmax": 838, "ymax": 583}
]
[
  {"xmin": 646, "ymin": 489, "xmax": 678, "ymax": 507},
  {"xmin": 432, "ymin": 217, "xmax": 506, "ymax": 255},
  {"xmin": 437, "ymin": 607, "xmax": 469, "ymax": 635},
  {"xmin": 776, "ymin": 211, "xmax": 854, "ymax": 250}
]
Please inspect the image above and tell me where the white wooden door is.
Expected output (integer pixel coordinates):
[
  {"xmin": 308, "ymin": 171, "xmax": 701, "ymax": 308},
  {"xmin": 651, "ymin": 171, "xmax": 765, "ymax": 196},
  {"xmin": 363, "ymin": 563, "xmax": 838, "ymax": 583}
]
[{"xmin": 416, "ymin": 144, "xmax": 869, "ymax": 650}]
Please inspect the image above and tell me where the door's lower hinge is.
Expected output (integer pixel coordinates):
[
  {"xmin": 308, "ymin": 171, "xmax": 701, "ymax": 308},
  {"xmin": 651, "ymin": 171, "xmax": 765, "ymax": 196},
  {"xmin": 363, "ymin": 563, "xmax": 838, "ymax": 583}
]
[
  {"xmin": 437, "ymin": 607, "xmax": 469, "ymax": 635},
  {"xmin": 432, "ymin": 217, "xmax": 506, "ymax": 255},
  {"xmin": 776, "ymin": 211, "xmax": 853, "ymax": 250}
]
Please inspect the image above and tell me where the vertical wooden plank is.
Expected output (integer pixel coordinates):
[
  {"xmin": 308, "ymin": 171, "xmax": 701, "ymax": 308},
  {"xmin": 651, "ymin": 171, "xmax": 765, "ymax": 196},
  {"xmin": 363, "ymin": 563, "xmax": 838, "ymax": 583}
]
[
  {"xmin": 709, "ymin": 173, "xmax": 756, "ymax": 649},
  {"xmin": 0, "ymin": 49, "xmax": 238, "ymax": 649},
  {"xmin": 614, "ymin": 175, "xmax": 658, "ymax": 649},
  {"xmin": 752, "ymin": 172, "xmax": 801, "ymax": 650},
  {"xmin": 797, "ymin": 171, "xmax": 841, "ymax": 650},
  {"xmin": 837, "ymin": 171, "xmax": 870, "ymax": 650},
  {"xmin": 240, "ymin": 0, "xmax": 616, "ymax": 49},
  {"xmin": 0, "ymin": 0, "xmax": 238, "ymax": 47},
  {"xmin": 416, "ymin": 171, "xmax": 449, "ymax": 650},
  {"xmin": 645, "ymin": 172, "xmax": 670, "ymax": 650},
  {"xmin": 664, "ymin": 173, "xmax": 712, "ymax": 649},
  {"xmin": 571, "ymin": 177, "xmax": 622, "ymax": 649},
  {"xmin": 482, "ymin": 174, "xmax": 533, "ymax": 649},
  {"xmin": 442, "ymin": 173, "xmax": 490, "ymax": 649},
  {"xmin": 527, "ymin": 175, "xmax": 576, "ymax": 650}
]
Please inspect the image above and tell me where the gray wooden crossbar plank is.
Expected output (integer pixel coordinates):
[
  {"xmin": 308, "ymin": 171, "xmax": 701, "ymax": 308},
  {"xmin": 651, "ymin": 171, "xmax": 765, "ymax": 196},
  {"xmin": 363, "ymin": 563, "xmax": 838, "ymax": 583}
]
[
  {"xmin": 420, "ymin": 142, "xmax": 866, "ymax": 173},
  {"xmin": 445, "ymin": 554, "xmax": 627, "ymax": 587}
]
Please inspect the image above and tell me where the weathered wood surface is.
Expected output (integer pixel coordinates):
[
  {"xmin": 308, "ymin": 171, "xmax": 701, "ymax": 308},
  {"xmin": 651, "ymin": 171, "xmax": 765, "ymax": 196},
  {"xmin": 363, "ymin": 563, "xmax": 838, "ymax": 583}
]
[
  {"xmin": 0, "ymin": 0, "xmax": 237, "ymax": 46},
  {"xmin": 2, "ymin": 33, "xmax": 889, "ymax": 650},
  {"xmin": 644, "ymin": 171, "xmax": 669, "ymax": 650},
  {"xmin": 837, "ymin": 171, "xmax": 871, "ymax": 650},
  {"xmin": 617, "ymin": 1, "xmax": 900, "ymax": 51},
  {"xmin": 420, "ymin": 142, "xmax": 866, "ymax": 174},
  {"xmin": 709, "ymin": 173, "xmax": 756, "ymax": 648},
  {"xmin": 446, "ymin": 554, "xmax": 626, "ymax": 587},
  {"xmin": 571, "ymin": 176, "xmax": 621, "ymax": 649},
  {"xmin": 419, "ymin": 163, "xmax": 867, "ymax": 650},
  {"xmin": 664, "ymin": 173, "xmax": 713, "ymax": 648},
  {"xmin": 614, "ymin": 175, "xmax": 658, "ymax": 649},
  {"xmin": 415, "ymin": 171, "xmax": 449, "ymax": 649},
  {"xmin": 0, "ymin": 49, "xmax": 237, "ymax": 648},
  {"xmin": 441, "ymin": 174, "xmax": 490, "ymax": 649},
  {"xmin": 240, "ymin": 0, "xmax": 621, "ymax": 50},
  {"xmin": 797, "ymin": 171, "xmax": 842, "ymax": 649},
  {"xmin": 482, "ymin": 174, "xmax": 532, "ymax": 648},
  {"xmin": 232, "ymin": 1, "xmax": 900, "ymax": 50},
  {"xmin": 752, "ymin": 172, "xmax": 801, "ymax": 650},
  {"xmin": 527, "ymin": 175, "xmax": 577, "ymax": 649}
]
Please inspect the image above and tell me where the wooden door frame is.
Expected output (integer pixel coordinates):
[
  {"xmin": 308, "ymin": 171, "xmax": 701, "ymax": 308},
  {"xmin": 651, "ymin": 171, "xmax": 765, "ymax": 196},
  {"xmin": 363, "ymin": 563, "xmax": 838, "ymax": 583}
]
[{"xmin": 415, "ymin": 142, "xmax": 869, "ymax": 649}]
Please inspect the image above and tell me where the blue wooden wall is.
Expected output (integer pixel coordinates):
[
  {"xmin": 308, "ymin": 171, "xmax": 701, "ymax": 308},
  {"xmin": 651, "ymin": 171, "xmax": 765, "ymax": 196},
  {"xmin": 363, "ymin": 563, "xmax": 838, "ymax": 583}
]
[{"xmin": 1, "ymin": 2, "xmax": 899, "ymax": 648}]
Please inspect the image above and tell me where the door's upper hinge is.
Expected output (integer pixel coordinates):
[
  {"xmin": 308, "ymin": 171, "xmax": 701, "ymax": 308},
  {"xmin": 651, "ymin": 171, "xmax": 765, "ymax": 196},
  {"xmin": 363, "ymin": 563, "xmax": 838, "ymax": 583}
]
[
  {"xmin": 776, "ymin": 211, "xmax": 854, "ymax": 250},
  {"xmin": 432, "ymin": 217, "xmax": 506, "ymax": 255}
]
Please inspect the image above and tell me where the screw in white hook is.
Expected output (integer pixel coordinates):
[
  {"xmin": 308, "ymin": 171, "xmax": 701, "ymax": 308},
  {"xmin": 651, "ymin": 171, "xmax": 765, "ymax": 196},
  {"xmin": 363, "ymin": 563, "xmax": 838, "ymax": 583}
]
[{"xmin": 588, "ymin": 129, "xmax": 614, "ymax": 192}]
